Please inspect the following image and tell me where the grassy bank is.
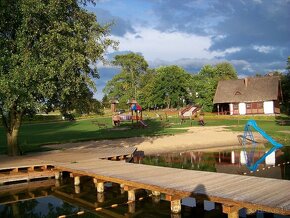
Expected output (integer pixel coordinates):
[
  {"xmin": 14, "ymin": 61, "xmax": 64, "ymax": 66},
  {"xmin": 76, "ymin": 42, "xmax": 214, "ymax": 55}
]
[{"xmin": 0, "ymin": 114, "xmax": 289, "ymax": 154}]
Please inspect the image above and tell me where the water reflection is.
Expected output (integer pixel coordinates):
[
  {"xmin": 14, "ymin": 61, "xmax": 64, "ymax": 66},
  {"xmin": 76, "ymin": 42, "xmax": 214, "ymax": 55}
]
[
  {"xmin": 0, "ymin": 147, "xmax": 289, "ymax": 217},
  {"xmin": 0, "ymin": 177, "xmax": 228, "ymax": 218},
  {"xmin": 137, "ymin": 147, "xmax": 290, "ymax": 180}
]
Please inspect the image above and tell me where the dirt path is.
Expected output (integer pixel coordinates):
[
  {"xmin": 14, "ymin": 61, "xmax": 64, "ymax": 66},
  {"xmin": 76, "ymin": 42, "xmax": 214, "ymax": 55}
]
[{"xmin": 45, "ymin": 126, "xmax": 266, "ymax": 155}]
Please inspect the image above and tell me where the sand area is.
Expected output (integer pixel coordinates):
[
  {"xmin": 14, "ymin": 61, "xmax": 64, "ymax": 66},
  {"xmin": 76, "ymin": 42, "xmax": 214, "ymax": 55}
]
[{"xmin": 45, "ymin": 126, "xmax": 266, "ymax": 155}]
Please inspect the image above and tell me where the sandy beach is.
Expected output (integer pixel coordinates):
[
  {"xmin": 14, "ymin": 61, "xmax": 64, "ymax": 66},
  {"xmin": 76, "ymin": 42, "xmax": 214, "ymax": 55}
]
[{"xmin": 45, "ymin": 126, "xmax": 266, "ymax": 155}]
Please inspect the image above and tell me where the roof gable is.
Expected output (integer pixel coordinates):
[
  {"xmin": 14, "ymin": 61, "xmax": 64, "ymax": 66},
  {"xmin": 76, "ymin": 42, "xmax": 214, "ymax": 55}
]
[{"xmin": 213, "ymin": 76, "xmax": 280, "ymax": 104}]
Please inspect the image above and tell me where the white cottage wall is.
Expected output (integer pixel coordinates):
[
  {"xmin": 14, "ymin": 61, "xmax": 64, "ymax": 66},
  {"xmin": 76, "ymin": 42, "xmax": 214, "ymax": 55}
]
[
  {"xmin": 264, "ymin": 101, "xmax": 274, "ymax": 114},
  {"xmin": 239, "ymin": 103, "xmax": 246, "ymax": 115},
  {"xmin": 229, "ymin": 103, "xmax": 233, "ymax": 115}
]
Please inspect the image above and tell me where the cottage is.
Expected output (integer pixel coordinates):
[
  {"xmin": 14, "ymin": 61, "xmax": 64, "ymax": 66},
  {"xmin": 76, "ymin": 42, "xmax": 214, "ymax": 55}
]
[{"xmin": 213, "ymin": 76, "xmax": 282, "ymax": 115}]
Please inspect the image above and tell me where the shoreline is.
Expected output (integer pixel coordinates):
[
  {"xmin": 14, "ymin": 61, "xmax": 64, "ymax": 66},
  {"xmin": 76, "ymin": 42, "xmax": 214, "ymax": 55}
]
[{"xmin": 44, "ymin": 126, "xmax": 266, "ymax": 155}]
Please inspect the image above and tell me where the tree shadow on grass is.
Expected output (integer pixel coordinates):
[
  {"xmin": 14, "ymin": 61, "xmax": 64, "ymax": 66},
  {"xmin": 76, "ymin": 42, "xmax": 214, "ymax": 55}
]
[
  {"xmin": 0, "ymin": 118, "xmax": 185, "ymax": 155},
  {"xmin": 275, "ymin": 115, "xmax": 290, "ymax": 126}
]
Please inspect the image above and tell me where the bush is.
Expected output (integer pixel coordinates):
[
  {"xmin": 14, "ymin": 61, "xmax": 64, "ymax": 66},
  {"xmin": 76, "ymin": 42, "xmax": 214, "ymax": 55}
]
[{"xmin": 22, "ymin": 114, "xmax": 62, "ymax": 122}]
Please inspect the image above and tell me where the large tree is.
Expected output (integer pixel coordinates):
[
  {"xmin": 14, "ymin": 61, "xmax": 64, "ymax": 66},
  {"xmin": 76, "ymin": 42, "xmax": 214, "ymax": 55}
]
[
  {"xmin": 281, "ymin": 56, "xmax": 290, "ymax": 114},
  {"xmin": 193, "ymin": 62, "xmax": 238, "ymax": 111},
  {"xmin": 103, "ymin": 53, "xmax": 148, "ymax": 107},
  {"xmin": 0, "ymin": 0, "xmax": 115, "ymax": 155},
  {"xmin": 148, "ymin": 65, "xmax": 193, "ymax": 109}
]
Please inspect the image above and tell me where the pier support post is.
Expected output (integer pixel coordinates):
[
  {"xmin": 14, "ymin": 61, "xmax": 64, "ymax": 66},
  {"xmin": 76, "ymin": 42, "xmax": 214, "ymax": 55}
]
[
  {"xmin": 171, "ymin": 200, "xmax": 181, "ymax": 214},
  {"xmin": 152, "ymin": 195, "xmax": 161, "ymax": 204},
  {"xmin": 152, "ymin": 190, "xmax": 161, "ymax": 196},
  {"xmin": 246, "ymin": 208, "xmax": 257, "ymax": 215},
  {"xmin": 128, "ymin": 202, "xmax": 136, "ymax": 213},
  {"xmin": 55, "ymin": 179, "xmax": 60, "ymax": 187},
  {"xmin": 171, "ymin": 213, "xmax": 181, "ymax": 218},
  {"xmin": 93, "ymin": 178, "xmax": 105, "ymax": 193},
  {"xmin": 124, "ymin": 186, "xmax": 138, "ymax": 201},
  {"xmin": 74, "ymin": 185, "xmax": 80, "ymax": 194},
  {"xmin": 93, "ymin": 178, "xmax": 98, "ymax": 187},
  {"xmin": 74, "ymin": 176, "xmax": 80, "ymax": 186},
  {"xmin": 128, "ymin": 190, "xmax": 135, "ymax": 201},
  {"xmin": 222, "ymin": 205, "xmax": 241, "ymax": 218},
  {"xmin": 97, "ymin": 182, "xmax": 104, "ymax": 193},
  {"xmin": 97, "ymin": 193, "xmax": 104, "ymax": 203},
  {"xmin": 54, "ymin": 171, "xmax": 61, "ymax": 180}
]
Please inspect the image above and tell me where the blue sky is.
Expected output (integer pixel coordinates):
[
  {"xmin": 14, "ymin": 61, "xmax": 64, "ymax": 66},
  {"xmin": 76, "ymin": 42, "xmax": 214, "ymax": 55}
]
[{"xmin": 86, "ymin": 0, "xmax": 290, "ymax": 99}]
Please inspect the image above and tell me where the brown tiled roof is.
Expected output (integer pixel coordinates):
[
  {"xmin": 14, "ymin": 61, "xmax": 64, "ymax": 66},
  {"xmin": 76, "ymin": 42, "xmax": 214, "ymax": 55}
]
[{"xmin": 213, "ymin": 76, "xmax": 280, "ymax": 104}]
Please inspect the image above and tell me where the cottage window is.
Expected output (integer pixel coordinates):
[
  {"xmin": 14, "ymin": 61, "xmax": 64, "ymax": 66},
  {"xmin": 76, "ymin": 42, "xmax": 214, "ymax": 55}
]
[
  {"xmin": 257, "ymin": 102, "xmax": 263, "ymax": 109},
  {"xmin": 246, "ymin": 103, "xmax": 251, "ymax": 109},
  {"xmin": 234, "ymin": 91, "xmax": 241, "ymax": 95},
  {"xmin": 233, "ymin": 104, "xmax": 239, "ymax": 110}
]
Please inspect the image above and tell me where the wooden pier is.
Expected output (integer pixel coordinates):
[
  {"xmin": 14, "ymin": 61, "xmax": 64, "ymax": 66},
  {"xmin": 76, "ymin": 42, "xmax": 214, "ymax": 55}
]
[
  {"xmin": 0, "ymin": 179, "xmax": 55, "ymax": 205},
  {"xmin": 0, "ymin": 161, "xmax": 54, "ymax": 185},
  {"xmin": 0, "ymin": 146, "xmax": 290, "ymax": 217}
]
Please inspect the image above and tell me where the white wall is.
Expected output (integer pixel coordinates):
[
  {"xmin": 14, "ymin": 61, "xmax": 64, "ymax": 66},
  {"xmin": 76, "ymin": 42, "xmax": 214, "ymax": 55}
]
[
  {"xmin": 229, "ymin": 103, "xmax": 233, "ymax": 115},
  {"xmin": 265, "ymin": 150, "xmax": 276, "ymax": 165},
  {"xmin": 239, "ymin": 103, "xmax": 246, "ymax": 115},
  {"xmin": 264, "ymin": 101, "xmax": 274, "ymax": 114}
]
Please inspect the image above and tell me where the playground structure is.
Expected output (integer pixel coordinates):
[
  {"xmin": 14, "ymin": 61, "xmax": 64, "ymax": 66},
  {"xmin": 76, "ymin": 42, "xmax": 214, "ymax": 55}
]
[
  {"xmin": 240, "ymin": 120, "xmax": 283, "ymax": 171},
  {"xmin": 179, "ymin": 105, "xmax": 201, "ymax": 124},
  {"xmin": 112, "ymin": 99, "xmax": 147, "ymax": 128}
]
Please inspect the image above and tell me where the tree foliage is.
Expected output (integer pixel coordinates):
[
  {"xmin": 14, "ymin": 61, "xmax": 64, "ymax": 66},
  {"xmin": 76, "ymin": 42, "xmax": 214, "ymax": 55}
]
[
  {"xmin": 0, "ymin": 0, "xmax": 115, "ymax": 155},
  {"xmin": 103, "ymin": 53, "xmax": 149, "ymax": 108},
  {"xmin": 281, "ymin": 56, "xmax": 290, "ymax": 114},
  {"xmin": 193, "ymin": 62, "xmax": 238, "ymax": 111},
  {"xmin": 148, "ymin": 65, "xmax": 193, "ymax": 109}
]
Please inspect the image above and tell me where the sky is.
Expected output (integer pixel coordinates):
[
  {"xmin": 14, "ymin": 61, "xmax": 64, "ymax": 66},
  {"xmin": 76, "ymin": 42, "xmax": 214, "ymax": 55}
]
[{"xmin": 85, "ymin": 0, "xmax": 290, "ymax": 100}]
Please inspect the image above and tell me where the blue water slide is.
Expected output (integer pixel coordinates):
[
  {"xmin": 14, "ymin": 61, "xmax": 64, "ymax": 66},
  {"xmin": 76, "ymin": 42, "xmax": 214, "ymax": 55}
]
[{"xmin": 243, "ymin": 120, "xmax": 283, "ymax": 171}]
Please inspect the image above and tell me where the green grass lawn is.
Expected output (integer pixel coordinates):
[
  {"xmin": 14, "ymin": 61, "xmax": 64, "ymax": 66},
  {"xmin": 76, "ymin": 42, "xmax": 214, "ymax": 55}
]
[{"xmin": 0, "ymin": 115, "xmax": 289, "ymax": 154}]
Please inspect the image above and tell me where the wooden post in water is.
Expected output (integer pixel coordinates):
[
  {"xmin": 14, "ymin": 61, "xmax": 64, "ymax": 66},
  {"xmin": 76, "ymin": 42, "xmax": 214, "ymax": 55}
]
[
  {"xmin": 93, "ymin": 178, "xmax": 105, "ymax": 193},
  {"xmin": 55, "ymin": 179, "xmax": 60, "ymax": 187},
  {"xmin": 54, "ymin": 171, "xmax": 61, "ymax": 180},
  {"xmin": 152, "ymin": 190, "xmax": 161, "ymax": 204},
  {"xmin": 97, "ymin": 193, "xmax": 104, "ymax": 203},
  {"xmin": 128, "ymin": 190, "xmax": 135, "ymax": 201},
  {"xmin": 120, "ymin": 184, "xmax": 125, "ymax": 194},
  {"xmin": 166, "ymin": 195, "xmax": 182, "ymax": 214},
  {"xmin": 128, "ymin": 202, "xmax": 135, "ymax": 213},
  {"xmin": 124, "ymin": 185, "xmax": 137, "ymax": 201},
  {"xmin": 246, "ymin": 208, "xmax": 257, "ymax": 215},
  {"xmin": 74, "ymin": 185, "xmax": 80, "ymax": 194},
  {"xmin": 74, "ymin": 176, "xmax": 80, "ymax": 186},
  {"xmin": 97, "ymin": 182, "xmax": 104, "ymax": 193},
  {"xmin": 152, "ymin": 190, "xmax": 161, "ymax": 196},
  {"xmin": 222, "ymin": 204, "xmax": 241, "ymax": 218},
  {"xmin": 171, "ymin": 200, "xmax": 182, "ymax": 214}
]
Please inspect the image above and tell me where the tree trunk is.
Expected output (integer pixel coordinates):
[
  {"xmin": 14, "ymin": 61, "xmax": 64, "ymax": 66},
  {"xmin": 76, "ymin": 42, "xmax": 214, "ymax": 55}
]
[
  {"xmin": 7, "ymin": 128, "xmax": 20, "ymax": 156},
  {"xmin": 1, "ymin": 108, "xmax": 23, "ymax": 156}
]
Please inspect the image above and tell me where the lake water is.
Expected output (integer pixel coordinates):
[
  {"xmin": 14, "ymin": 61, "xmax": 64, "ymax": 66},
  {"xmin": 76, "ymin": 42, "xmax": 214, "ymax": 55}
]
[{"xmin": 0, "ymin": 147, "xmax": 289, "ymax": 218}]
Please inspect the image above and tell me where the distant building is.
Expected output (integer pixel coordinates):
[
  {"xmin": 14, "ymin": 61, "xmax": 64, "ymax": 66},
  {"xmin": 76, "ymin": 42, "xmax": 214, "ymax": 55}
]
[{"xmin": 213, "ymin": 76, "xmax": 282, "ymax": 115}]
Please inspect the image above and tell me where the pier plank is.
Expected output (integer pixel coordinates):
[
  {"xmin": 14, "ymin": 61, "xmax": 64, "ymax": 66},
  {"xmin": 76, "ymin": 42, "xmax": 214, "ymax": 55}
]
[
  {"xmin": 1, "ymin": 146, "xmax": 289, "ymax": 216},
  {"xmin": 54, "ymin": 159, "xmax": 290, "ymax": 215}
]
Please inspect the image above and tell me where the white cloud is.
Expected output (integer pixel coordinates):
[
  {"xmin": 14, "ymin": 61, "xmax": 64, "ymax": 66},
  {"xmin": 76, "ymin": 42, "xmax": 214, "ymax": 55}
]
[
  {"xmin": 253, "ymin": 0, "xmax": 263, "ymax": 4},
  {"xmin": 253, "ymin": 45, "xmax": 274, "ymax": 53},
  {"xmin": 112, "ymin": 27, "xmax": 214, "ymax": 62}
]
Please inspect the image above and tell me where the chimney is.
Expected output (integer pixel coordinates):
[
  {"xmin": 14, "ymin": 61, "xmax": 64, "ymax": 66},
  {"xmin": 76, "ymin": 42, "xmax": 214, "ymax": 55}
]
[{"xmin": 244, "ymin": 78, "xmax": 248, "ymax": 87}]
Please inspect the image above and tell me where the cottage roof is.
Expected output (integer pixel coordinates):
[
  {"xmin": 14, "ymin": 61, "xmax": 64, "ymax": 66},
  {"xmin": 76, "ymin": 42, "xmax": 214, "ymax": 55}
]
[{"xmin": 213, "ymin": 76, "xmax": 280, "ymax": 104}]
